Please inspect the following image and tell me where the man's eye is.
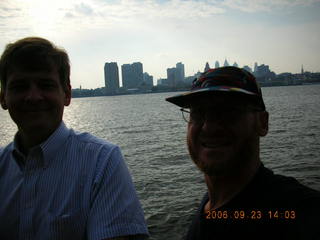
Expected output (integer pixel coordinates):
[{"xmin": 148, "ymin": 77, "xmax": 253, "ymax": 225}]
[
  {"xmin": 39, "ymin": 83, "xmax": 56, "ymax": 89},
  {"xmin": 8, "ymin": 84, "xmax": 27, "ymax": 91},
  {"xmin": 190, "ymin": 111, "xmax": 203, "ymax": 119}
]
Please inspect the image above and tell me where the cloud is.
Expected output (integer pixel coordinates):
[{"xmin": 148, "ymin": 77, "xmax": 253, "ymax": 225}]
[
  {"xmin": 221, "ymin": 0, "xmax": 320, "ymax": 13},
  {"xmin": 0, "ymin": 5, "xmax": 21, "ymax": 19},
  {"xmin": 64, "ymin": 12, "xmax": 75, "ymax": 18},
  {"xmin": 62, "ymin": 0, "xmax": 225, "ymax": 24},
  {"xmin": 0, "ymin": 0, "xmax": 319, "ymax": 88},
  {"xmin": 74, "ymin": 2, "xmax": 94, "ymax": 16}
]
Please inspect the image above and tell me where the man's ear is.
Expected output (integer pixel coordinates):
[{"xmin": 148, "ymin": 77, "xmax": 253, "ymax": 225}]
[
  {"xmin": 0, "ymin": 90, "xmax": 8, "ymax": 110},
  {"xmin": 258, "ymin": 111, "xmax": 269, "ymax": 137},
  {"xmin": 64, "ymin": 84, "xmax": 72, "ymax": 106}
]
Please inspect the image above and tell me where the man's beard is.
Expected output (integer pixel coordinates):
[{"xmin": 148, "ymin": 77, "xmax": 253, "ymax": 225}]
[{"xmin": 187, "ymin": 135, "xmax": 259, "ymax": 177}]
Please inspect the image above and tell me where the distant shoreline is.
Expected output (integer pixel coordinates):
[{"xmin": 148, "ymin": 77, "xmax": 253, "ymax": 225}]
[{"xmin": 71, "ymin": 82, "xmax": 320, "ymax": 98}]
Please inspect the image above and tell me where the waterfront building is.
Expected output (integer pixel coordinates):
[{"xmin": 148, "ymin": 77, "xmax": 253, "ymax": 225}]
[
  {"xmin": 121, "ymin": 62, "xmax": 144, "ymax": 89},
  {"xmin": 104, "ymin": 62, "xmax": 120, "ymax": 94},
  {"xmin": 233, "ymin": 62, "xmax": 239, "ymax": 67},
  {"xmin": 132, "ymin": 62, "xmax": 144, "ymax": 88},
  {"xmin": 143, "ymin": 72, "xmax": 154, "ymax": 86},
  {"xmin": 167, "ymin": 67, "xmax": 176, "ymax": 87},
  {"xmin": 121, "ymin": 64, "xmax": 133, "ymax": 89},
  {"xmin": 184, "ymin": 71, "xmax": 201, "ymax": 85},
  {"xmin": 166, "ymin": 62, "xmax": 186, "ymax": 87},
  {"xmin": 254, "ymin": 64, "xmax": 276, "ymax": 84},
  {"xmin": 215, "ymin": 61, "xmax": 220, "ymax": 68},
  {"xmin": 176, "ymin": 62, "xmax": 185, "ymax": 82},
  {"xmin": 204, "ymin": 62, "xmax": 210, "ymax": 72},
  {"xmin": 243, "ymin": 65, "xmax": 253, "ymax": 73},
  {"xmin": 223, "ymin": 59, "xmax": 229, "ymax": 66},
  {"xmin": 157, "ymin": 78, "xmax": 169, "ymax": 86},
  {"xmin": 254, "ymin": 62, "xmax": 258, "ymax": 73}
]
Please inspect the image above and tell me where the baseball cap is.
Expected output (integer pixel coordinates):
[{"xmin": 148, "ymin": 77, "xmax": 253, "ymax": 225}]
[{"xmin": 165, "ymin": 66, "xmax": 266, "ymax": 110}]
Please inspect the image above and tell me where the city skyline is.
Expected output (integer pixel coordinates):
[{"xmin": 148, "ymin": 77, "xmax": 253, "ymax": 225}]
[
  {"xmin": 103, "ymin": 59, "xmax": 313, "ymax": 90},
  {"xmin": 1, "ymin": 0, "xmax": 320, "ymax": 88}
]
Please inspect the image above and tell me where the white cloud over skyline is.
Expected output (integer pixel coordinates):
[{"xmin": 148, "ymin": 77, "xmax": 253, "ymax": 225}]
[{"xmin": 0, "ymin": 0, "xmax": 320, "ymax": 88}]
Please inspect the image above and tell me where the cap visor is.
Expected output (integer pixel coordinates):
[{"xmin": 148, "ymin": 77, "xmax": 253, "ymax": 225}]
[{"xmin": 165, "ymin": 86, "xmax": 258, "ymax": 108}]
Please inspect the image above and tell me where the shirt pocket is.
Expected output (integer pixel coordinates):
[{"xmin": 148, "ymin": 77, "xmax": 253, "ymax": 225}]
[{"xmin": 49, "ymin": 210, "xmax": 87, "ymax": 240}]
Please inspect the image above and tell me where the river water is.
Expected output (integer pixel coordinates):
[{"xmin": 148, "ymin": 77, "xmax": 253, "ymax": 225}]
[{"xmin": 1, "ymin": 84, "xmax": 320, "ymax": 239}]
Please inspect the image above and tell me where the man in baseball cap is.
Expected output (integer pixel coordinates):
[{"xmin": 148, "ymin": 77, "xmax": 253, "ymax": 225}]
[{"xmin": 166, "ymin": 66, "xmax": 320, "ymax": 239}]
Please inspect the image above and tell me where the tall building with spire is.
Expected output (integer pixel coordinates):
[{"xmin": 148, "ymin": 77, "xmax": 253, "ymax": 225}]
[
  {"xmin": 215, "ymin": 61, "xmax": 220, "ymax": 68},
  {"xmin": 104, "ymin": 62, "xmax": 120, "ymax": 94},
  {"xmin": 204, "ymin": 62, "xmax": 210, "ymax": 71},
  {"xmin": 254, "ymin": 62, "xmax": 258, "ymax": 73},
  {"xmin": 223, "ymin": 59, "xmax": 229, "ymax": 67}
]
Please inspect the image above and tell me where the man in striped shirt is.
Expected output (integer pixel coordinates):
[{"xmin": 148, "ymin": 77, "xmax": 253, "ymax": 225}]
[{"xmin": 0, "ymin": 37, "xmax": 149, "ymax": 240}]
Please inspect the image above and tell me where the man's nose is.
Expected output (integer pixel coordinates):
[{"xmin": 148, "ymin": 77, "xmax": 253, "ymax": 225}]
[{"xmin": 25, "ymin": 84, "xmax": 43, "ymax": 101}]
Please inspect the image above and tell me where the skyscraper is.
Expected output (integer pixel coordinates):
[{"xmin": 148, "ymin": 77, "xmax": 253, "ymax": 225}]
[
  {"xmin": 166, "ymin": 62, "xmax": 186, "ymax": 87},
  {"xmin": 132, "ymin": 62, "xmax": 144, "ymax": 88},
  {"xmin": 104, "ymin": 62, "xmax": 119, "ymax": 94},
  {"xmin": 121, "ymin": 64, "xmax": 132, "ymax": 89},
  {"xmin": 176, "ymin": 62, "xmax": 185, "ymax": 82},
  {"xmin": 167, "ymin": 68, "xmax": 176, "ymax": 87},
  {"xmin": 223, "ymin": 59, "xmax": 229, "ymax": 67},
  {"xmin": 215, "ymin": 61, "xmax": 220, "ymax": 68},
  {"xmin": 143, "ymin": 72, "xmax": 154, "ymax": 86},
  {"xmin": 254, "ymin": 62, "xmax": 258, "ymax": 73},
  {"xmin": 121, "ymin": 62, "xmax": 144, "ymax": 89},
  {"xmin": 204, "ymin": 62, "xmax": 210, "ymax": 72}
]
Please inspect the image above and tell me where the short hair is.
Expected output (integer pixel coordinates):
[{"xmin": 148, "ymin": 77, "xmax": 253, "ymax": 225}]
[{"xmin": 0, "ymin": 37, "xmax": 70, "ymax": 91}]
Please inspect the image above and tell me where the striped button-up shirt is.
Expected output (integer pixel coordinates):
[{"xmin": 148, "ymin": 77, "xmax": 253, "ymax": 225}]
[{"xmin": 0, "ymin": 122, "xmax": 148, "ymax": 240}]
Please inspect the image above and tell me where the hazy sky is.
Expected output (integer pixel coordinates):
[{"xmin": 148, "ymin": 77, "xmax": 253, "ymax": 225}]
[{"xmin": 1, "ymin": 0, "xmax": 320, "ymax": 88}]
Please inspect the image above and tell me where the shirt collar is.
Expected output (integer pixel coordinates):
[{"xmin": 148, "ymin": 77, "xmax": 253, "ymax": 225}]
[
  {"xmin": 40, "ymin": 121, "xmax": 70, "ymax": 167},
  {"xmin": 12, "ymin": 137, "xmax": 26, "ymax": 170},
  {"xmin": 12, "ymin": 121, "xmax": 70, "ymax": 169}
]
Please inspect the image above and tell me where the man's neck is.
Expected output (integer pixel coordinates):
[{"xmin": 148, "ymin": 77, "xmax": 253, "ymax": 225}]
[
  {"xmin": 16, "ymin": 126, "xmax": 58, "ymax": 155},
  {"xmin": 204, "ymin": 160, "xmax": 261, "ymax": 212}
]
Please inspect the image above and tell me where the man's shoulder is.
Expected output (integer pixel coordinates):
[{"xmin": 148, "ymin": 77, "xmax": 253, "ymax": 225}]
[
  {"xmin": 0, "ymin": 142, "xmax": 14, "ymax": 157},
  {"xmin": 0, "ymin": 143, "xmax": 14, "ymax": 168},
  {"xmin": 68, "ymin": 129, "xmax": 118, "ymax": 151},
  {"xmin": 259, "ymin": 166, "xmax": 320, "ymax": 205}
]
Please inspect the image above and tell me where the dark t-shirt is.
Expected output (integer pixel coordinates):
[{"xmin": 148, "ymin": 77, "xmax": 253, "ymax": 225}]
[{"xmin": 186, "ymin": 165, "xmax": 320, "ymax": 240}]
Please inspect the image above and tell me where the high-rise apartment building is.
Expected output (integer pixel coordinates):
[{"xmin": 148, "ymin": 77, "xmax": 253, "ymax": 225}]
[
  {"xmin": 176, "ymin": 62, "xmax": 185, "ymax": 82},
  {"xmin": 121, "ymin": 62, "xmax": 143, "ymax": 89},
  {"xmin": 121, "ymin": 64, "xmax": 132, "ymax": 89},
  {"xmin": 167, "ymin": 67, "xmax": 176, "ymax": 87},
  {"xmin": 143, "ymin": 72, "xmax": 154, "ymax": 86},
  {"xmin": 104, "ymin": 62, "xmax": 119, "ymax": 94},
  {"xmin": 166, "ymin": 62, "xmax": 185, "ymax": 87},
  {"xmin": 132, "ymin": 62, "xmax": 143, "ymax": 88}
]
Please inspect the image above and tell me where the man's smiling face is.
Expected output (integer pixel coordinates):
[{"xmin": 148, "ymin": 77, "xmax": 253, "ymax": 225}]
[
  {"xmin": 0, "ymin": 67, "xmax": 71, "ymax": 137},
  {"xmin": 187, "ymin": 95, "xmax": 266, "ymax": 177}
]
